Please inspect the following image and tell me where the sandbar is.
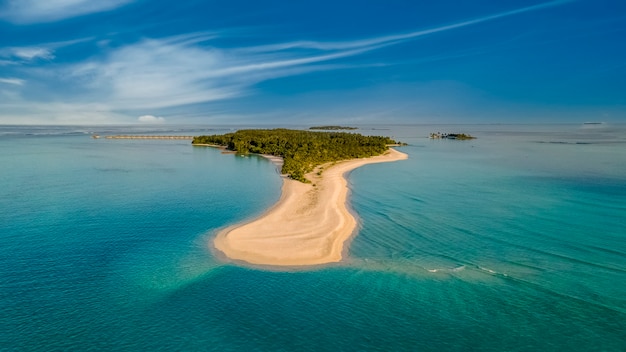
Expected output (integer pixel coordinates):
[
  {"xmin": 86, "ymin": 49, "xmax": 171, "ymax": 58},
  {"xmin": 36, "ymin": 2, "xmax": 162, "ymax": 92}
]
[{"xmin": 214, "ymin": 148, "xmax": 408, "ymax": 266}]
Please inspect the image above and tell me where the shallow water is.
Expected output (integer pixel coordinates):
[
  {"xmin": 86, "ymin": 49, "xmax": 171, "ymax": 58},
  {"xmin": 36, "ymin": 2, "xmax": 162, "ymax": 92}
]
[{"xmin": 1, "ymin": 124, "xmax": 625, "ymax": 351}]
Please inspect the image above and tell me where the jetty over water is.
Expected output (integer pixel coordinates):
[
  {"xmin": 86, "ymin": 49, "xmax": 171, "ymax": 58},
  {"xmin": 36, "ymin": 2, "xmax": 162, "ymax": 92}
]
[{"xmin": 103, "ymin": 135, "xmax": 195, "ymax": 140}]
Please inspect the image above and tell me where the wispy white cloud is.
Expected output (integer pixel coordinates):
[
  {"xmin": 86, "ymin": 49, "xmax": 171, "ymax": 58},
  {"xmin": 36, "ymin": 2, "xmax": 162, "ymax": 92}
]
[
  {"xmin": 0, "ymin": 77, "xmax": 25, "ymax": 85},
  {"xmin": 242, "ymin": 0, "xmax": 575, "ymax": 53},
  {"xmin": 9, "ymin": 47, "xmax": 54, "ymax": 61},
  {"xmin": 138, "ymin": 115, "xmax": 165, "ymax": 123},
  {"xmin": 0, "ymin": 0, "xmax": 135, "ymax": 24},
  {"xmin": 0, "ymin": 38, "xmax": 92, "ymax": 65},
  {"xmin": 0, "ymin": 46, "xmax": 54, "ymax": 62},
  {"xmin": 68, "ymin": 38, "xmax": 243, "ymax": 109},
  {"xmin": 60, "ymin": 35, "xmax": 398, "ymax": 112},
  {"xmin": 159, "ymin": 31, "xmax": 220, "ymax": 47}
]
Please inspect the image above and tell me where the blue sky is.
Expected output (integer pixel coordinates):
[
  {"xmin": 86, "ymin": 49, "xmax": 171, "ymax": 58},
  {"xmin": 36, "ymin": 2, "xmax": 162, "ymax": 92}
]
[{"xmin": 0, "ymin": 0, "xmax": 624, "ymax": 124}]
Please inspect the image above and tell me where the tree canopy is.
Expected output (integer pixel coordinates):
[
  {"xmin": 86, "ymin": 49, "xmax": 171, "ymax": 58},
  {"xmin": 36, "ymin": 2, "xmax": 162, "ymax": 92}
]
[
  {"xmin": 193, "ymin": 129, "xmax": 400, "ymax": 182},
  {"xmin": 309, "ymin": 126, "xmax": 358, "ymax": 130}
]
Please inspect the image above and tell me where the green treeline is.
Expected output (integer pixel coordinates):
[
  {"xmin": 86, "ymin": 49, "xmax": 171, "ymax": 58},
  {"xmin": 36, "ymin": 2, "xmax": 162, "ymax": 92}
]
[
  {"xmin": 193, "ymin": 129, "xmax": 399, "ymax": 182},
  {"xmin": 429, "ymin": 132, "xmax": 476, "ymax": 140},
  {"xmin": 453, "ymin": 133, "xmax": 476, "ymax": 140},
  {"xmin": 309, "ymin": 126, "xmax": 358, "ymax": 130}
]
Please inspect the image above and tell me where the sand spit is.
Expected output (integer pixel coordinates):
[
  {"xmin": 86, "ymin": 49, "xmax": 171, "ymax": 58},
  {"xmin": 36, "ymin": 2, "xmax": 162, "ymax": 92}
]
[{"xmin": 214, "ymin": 148, "xmax": 408, "ymax": 266}]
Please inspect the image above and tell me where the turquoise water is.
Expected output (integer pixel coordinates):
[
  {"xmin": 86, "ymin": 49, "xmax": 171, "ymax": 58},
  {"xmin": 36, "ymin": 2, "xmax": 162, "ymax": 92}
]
[{"xmin": 1, "ymin": 124, "xmax": 625, "ymax": 351}]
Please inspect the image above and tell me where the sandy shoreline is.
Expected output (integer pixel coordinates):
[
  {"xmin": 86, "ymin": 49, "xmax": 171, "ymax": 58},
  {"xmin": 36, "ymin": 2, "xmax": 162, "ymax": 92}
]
[{"xmin": 214, "ymin": 148, "xmax": 408, "ymax": 267}]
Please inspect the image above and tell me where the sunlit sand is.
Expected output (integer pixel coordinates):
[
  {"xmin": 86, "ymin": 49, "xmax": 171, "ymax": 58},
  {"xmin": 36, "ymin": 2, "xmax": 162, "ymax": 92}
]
[{"xmin": 214, "ymin": 148, "xmax": 408, "ymax": 266}]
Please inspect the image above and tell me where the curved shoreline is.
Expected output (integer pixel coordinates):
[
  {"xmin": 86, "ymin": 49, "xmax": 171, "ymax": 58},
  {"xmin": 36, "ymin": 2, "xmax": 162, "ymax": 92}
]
[{"xmin": 214, "ymin": 148, "xmax": 408, "ymax": 267}]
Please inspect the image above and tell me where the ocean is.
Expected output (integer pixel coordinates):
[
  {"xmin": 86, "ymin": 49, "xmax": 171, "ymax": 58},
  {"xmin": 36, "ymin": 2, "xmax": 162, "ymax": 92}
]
[{"xmin": 1, "ymin": 124, "xmax": 625, "ymax": 351}]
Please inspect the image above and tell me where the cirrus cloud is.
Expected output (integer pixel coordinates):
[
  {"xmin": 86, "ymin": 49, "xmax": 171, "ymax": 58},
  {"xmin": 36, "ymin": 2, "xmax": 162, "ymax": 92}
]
[
  {"xmin": 0, "ymin": 77, "xmax": 25, "ymax": 86},
  {"xmin": 0, "ymin": 0, "xmax": 135, "ymax": 24}
]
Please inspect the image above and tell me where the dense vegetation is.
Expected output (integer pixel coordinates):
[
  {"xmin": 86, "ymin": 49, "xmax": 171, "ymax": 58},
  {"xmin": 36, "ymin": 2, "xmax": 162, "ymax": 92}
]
[
  {"xmin": 309, "ymin": 126, "xmax": 358, "ymax": 130},
  {"xmin": 429, "ymin": 132, "xmax": 476, "ymax": 140},
  {"xmin": 449, "ymin": 133, "xmax": 476, "ymax": 140},
  {"xmin": 193, "ymin": 129, "xmax": 400, "ymax": 182}
]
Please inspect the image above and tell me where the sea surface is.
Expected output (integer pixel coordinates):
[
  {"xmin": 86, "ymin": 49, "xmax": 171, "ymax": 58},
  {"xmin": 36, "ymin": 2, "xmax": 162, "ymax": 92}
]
[{"xmin": 1, "ymin": 124, "xmax": 625, "ymax": 351}]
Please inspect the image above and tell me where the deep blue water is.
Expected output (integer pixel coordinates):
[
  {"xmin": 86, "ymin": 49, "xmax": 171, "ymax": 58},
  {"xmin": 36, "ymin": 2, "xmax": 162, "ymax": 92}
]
[{"xmin": 1, "ymin": 124, "xmax": 625, "ymax": 351}]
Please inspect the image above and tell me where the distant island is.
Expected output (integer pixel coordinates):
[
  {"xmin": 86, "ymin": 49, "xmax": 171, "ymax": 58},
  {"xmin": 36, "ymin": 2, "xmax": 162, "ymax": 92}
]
[
  {"xmin": 193, "ymin": 129, "xmax": 400, "ymax": 182},
  {"xmin": 309, "ymin": 126, "xmax": 358, "ymax": 130},
  {"xmin": 429, "ymin": 132, "xmax": 476, "ymax": 140}
]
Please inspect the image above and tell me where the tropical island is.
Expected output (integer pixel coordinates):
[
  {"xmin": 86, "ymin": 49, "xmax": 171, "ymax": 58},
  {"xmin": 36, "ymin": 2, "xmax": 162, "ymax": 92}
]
[
  {"xmin": 193, "ymin": 128, "xmax": 400, "ymax": 182},
  {"xmin": 429, "ymin": 132, "xmax": 476, "ymax": 140},
  {"xmin": 309, "ymin": 125, "xmax": 358, "ymax": 130},
  {"xmin": 193, "ymin": 128, "xmax": 408, "ymax": 266}
]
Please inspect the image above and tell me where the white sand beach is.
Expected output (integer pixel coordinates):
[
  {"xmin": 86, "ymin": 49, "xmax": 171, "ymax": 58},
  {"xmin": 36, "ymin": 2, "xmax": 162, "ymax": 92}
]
[{"xmin": 214, "ymin": 148, "xmax": 408, "ymax": 266}]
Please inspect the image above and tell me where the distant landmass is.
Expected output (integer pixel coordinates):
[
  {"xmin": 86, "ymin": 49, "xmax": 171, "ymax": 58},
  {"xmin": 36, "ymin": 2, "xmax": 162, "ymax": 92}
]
[
  {"xmin": 309, "ymin": 126, "xmax": 358, "ymax": 130},
  {"xmin": 429, "ymin": 132, "xmax": 476, "ymax": 140},
  {"xmin": 193, "ymin": 129, "xmax": 400, "ymax": 182}
]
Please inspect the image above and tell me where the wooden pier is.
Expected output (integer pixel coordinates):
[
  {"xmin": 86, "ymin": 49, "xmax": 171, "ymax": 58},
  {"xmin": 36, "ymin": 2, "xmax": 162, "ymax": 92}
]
[{"xmin": 103, "ymin": 135, "xmax": 195, "ymax": 140}]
